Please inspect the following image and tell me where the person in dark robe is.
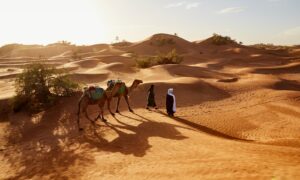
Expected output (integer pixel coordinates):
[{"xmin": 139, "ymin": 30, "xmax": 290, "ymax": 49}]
[
  {"xmin": 146, "ymin": 84, "xmax": 158, "ymax": 109},
  {"xmin": 166, "ymin": 88, "xmax": 176, "ymax": 116}
]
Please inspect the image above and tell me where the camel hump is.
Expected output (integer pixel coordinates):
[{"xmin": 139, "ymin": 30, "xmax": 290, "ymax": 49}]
[{"xmin": 107, "ymin": 79, "xmax": 123, "ymax": 90}]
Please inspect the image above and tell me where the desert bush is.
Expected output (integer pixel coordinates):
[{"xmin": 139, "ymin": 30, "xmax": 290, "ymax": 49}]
[
  {"xmin": 211, "ymin": 33, "xmax": 236, "ymax": 45},
  {"xmin": 135, "ymin": 49, "xmax": 183, "ymax": 68},
  {"xmin": 72, "ymin": 51, "xmax": 81, "ymax": 60},
  {"xmin": 50, "ymin": 74, "xmax": 79, "ymax": 96},
  {"xmin": 156, "ymin": 49, "xmax": 183, "ymax": 65},
  {"xmin": 150, "ymin": 37, "xmax": 175, "ymax": 46},
  {"xmin": 49, "ymin": 40, "xmax": 72, "ymax": 46},
  {"xmin": 135, "ymin": 56, "xmax": 154, "ymax": 68},
  {"xmin": 13, "ymin": 63, "xmax": 79, "ymax": 112},
  {"xmin": 112, "ymin": 40, "xmax": 132, "ymax": 47},
  {"xmin": 251, "ymin": 43, "xmax": 290, "ymax": 51}
]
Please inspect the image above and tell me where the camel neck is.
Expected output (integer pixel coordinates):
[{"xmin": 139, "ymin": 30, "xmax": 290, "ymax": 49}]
[{"xmin": 128, "ymin": 82, "xmax": 136, "ymax": 94}]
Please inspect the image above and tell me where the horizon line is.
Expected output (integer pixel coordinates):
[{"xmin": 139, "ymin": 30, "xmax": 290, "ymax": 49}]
[{"xmin": 0, "ymin": 33, "xmax": 299, "ymax": 47}]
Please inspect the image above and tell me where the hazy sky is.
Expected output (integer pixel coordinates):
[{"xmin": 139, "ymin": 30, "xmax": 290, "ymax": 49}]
[{"xmin": 0, "ymin": 0, "xmax": 299, "ymax": 46}]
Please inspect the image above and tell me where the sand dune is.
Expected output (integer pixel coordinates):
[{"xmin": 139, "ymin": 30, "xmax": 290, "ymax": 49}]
[
  {"xmin": 253, "ymin": 62, "xmax": 300, "ymax": 74},
  {"xmin": 121, "ymin": 33, "xmax": 196, "ymax": 55},
  {"xmin": 0, "ymin": 33, "xmax": 300, "ymax": 179}
]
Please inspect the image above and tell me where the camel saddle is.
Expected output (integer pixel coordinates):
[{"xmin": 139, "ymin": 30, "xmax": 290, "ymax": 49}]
[
  {"xmin": 107, "ymin": 79, "xmax": 125, "ymax": 94},
  {"xmin": 84, "ymin": 86, "xmax": 104, "ymax": 100}
]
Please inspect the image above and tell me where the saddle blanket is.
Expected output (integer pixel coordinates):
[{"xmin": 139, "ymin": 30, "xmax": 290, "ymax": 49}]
[
  {"xmin": 107, "ymin": 79, "xmax": 125, "ymax": 94},
  {"xmin": 85, "ymin": 86, "xmax": 104, "ymax": 100}
]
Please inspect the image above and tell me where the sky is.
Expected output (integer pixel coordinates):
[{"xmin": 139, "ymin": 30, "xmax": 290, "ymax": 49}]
[{"xmin": 0, "ymin": 0, "xmax": 299, "ymax": 46}]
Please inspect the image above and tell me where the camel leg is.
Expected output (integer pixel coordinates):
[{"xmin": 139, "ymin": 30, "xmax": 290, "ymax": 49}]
[
  {"xmin": 100, "ymin": 107, "xmax": 107, "ymax": 122},
  {"xmin": 84, "ymin": 109, "xmax": 95, "ymax": 123},
  {"xmin": 95, "ymin": 114, "xmax": 100, "ymax": 121},
  {"xmin": 98, "ymin": 104, "xmax": 107, "ymax": 122},
  {"xmin": 80, "ymin": 102, "xmax": 96, "ymax": 128},
  {"xmin": 78, "ymin": 102, "xmax": 94, "ymax": 130},
  {"xmin": 95, "ymin": 105, "xmax": 100, "ymax": 121},
  {"xmin": 95, "ymin": 102, "xmax": 103, "ymax": 121},
  {"xmin": 77, "ymin": 97, "xmax": 87, "ymax": 131},
  {"xmin": 107, "ymin": 98, "xmax": 115, "ymax": 116},
  {"xmin": 77, "ymin": 116, "xmax": 82, "ymax": 131},
  {"xmin": 124, "ymin": 95, "xmax": 133, "ymax": 112},
  {"xmin": 116, "ymin": 97, "xmax": 121, "ymax": 113}
]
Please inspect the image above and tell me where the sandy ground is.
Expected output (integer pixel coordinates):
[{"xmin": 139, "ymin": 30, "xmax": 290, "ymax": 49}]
[{"xmin": 0, "ymin": 33, "xmax": 300, "ymax": 179}]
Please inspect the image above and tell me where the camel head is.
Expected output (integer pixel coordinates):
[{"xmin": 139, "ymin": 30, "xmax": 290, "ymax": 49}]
[
  {"xmin": 134, "ymin": 79, "xmax": 143, "ymax": 84},
  {"xmin": 131, "ymin": 79, "xmax": 143, "ymax": 89},
  {"xmin": 128, "ymin": 79, "xmax": 143, "ymax": 93}
]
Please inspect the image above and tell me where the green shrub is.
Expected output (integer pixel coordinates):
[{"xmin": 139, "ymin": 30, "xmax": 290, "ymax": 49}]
[
  {"xmin": 211, "ymin": 33, "xmax": 236, "ymax": 45},
  {"xmin": 50, "ymin": 74, "xmax": 79, "ymax": 96},
  {"xmin": 13, "ymin": 63, "xmax": 79, "ymax": 112},
  {"xmin": 251, "ymin": 43, "xmax": 290, "ymax": 50},
  {"xmin": 135, "ymin": 56, "xmax": 154, "ymax": 68},
  {"xmin": 72, "ymin": 51, "xmax": 80, "ymax": 60},
  {"xmin": 150, "ymin": 37, "xmax": 175, "ymax": 46},
  {"xmin": 135, "ymin": 49, "xmax": 183, "ymax": 68},
  {"xmin": 112, "ymin": 40, "xmax": 132, "ymax": 47},
  {"xmin": 156, "ymin": 49, "xmax": 183, "ymax": 65}
]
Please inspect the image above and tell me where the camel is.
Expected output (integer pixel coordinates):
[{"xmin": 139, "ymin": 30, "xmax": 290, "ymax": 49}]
[
  {"xmin": 77, "ymin": 82, "xmax": 122, "ymax": 131},
  {"xmin": 107, "ymin": 79, "xmax": 143, "ymax": 113}
]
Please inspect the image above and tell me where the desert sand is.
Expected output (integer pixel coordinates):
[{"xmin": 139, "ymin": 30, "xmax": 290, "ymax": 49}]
[{"xmin": 0, "ymin": 34, "xmax": 300, "ymax": 179}]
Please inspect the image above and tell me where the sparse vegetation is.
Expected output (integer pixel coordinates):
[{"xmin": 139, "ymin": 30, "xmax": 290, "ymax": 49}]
[
  {"xmin": 211, "ymin": 33, "xmax": 236, "ymax": 45},
  {"xmin": 135, "ymin": 56, "xmax": 153, "ymax": 68},
  {"xmin": 135, "ymin": 49, "xmax": 183, "ymax": 68},
  {"xmin": 46, "ymin": 41, "xmax": 73, "ymax": 47},
  {"xmin": 251, "ymin": 43, "xmax": 290, "ymax": 50},
  {"xmin": 13, "ymin": 63, "xmax": 79, "ymax": 112},
  {"xmin": 112, "ymin": 40, "xmax": 132, "ymax": 47},
  {"xmin": 150, "ymin": 37, "xmax": 175, "ymax": 46},
  {"xmin": 156, "ymin": 49, "xmax": 183, "ymax": 65},
  {"xmin": 72, "ymin": 51, "xmax": 81, "ymax": 60}
]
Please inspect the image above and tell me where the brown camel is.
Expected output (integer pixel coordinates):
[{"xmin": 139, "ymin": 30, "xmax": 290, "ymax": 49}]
[
  {"xmin": 77, "ymin": 82, "xmax": 122, "ymax": 131},
  {"xmin": 107, "ymin": 79, "xmax": 143, "ymax": 113}
]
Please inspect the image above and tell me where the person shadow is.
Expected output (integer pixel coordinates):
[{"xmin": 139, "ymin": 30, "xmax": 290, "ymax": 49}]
[{"xmin": 154, "ymin": 109, "xmax": 252, "ymax": 141}]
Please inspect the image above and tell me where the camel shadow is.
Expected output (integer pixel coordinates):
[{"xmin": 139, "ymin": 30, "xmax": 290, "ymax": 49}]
[
  {"xmin": 81, "ymin": 113, "xmax": 187, "ymax": 157},
  {"xmin": 3, "ymin": 96, "xmax": 187, "ymax": 179},
  {"xmin": 117, "ymin": 111, "xmax": 146, "ymax": 123}
]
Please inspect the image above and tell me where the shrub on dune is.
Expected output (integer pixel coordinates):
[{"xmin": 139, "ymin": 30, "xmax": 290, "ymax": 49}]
[
  {"xmin": 150, "ymin": 37, "xmax": 175, "ymax": 46},
  {"xmin": 211, "ymin": 33, "xmax": 236, "ymax": 45},
  {"xmin": 135, "ymin": 56, "xmax": 154, "ymax": 68},
  {"xmin": 13, "ymin": 63, "xmax": 79, "ymax": 112},
  {"xmin": 156, "ymin": 49, "xmax": 183, "ymax": 65},
  {"xmin": 135, "ymin": 49, "xmax": 183, "ymax": 68},
  {"xmin": 51, "ymin": 74, "xmax": 79, "ymax": 97}
]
